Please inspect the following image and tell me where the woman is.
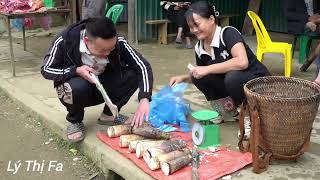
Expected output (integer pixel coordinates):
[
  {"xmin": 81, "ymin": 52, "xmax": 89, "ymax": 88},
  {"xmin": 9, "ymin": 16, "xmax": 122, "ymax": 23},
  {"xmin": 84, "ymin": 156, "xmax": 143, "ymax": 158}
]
[
  {"xmin": 169, "ymin": 1, "xmax": 270, "ymax": 139},
  {"xmin": 82, "ymin": 0, "xmax": 107, "ymax": 19},
  {"xmin": 160, "ymin": 1, "xmax": 193, "ymax": 49}
]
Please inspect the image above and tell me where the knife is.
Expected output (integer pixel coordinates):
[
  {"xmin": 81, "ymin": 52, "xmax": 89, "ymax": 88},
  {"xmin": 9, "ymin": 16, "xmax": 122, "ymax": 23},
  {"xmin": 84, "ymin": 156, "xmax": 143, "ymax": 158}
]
[{"xmin": 90, "ymin": 73, "xmax": 119, "ymax": 118}]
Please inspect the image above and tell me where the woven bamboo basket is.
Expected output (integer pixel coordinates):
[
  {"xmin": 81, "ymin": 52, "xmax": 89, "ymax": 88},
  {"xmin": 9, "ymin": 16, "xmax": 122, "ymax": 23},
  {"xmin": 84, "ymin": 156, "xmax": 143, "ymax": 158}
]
[{"xmin": 244, "ymin": 76, "xmax": 320, "ymax": 157}]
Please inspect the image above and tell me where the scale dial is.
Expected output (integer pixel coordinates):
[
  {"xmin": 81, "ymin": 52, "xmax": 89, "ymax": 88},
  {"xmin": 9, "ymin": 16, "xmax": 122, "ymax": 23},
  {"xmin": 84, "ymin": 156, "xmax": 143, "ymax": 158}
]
[{"xmin": 192, "ymin": 122, "xmax": 205, "ymax": 145}]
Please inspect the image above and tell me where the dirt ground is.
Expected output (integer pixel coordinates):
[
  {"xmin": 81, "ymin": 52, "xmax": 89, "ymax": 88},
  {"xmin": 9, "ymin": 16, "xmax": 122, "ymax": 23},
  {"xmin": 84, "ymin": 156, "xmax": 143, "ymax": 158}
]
[{"xmin": 0, "ymin": 89, "xmax": 103, "ymax": 180}]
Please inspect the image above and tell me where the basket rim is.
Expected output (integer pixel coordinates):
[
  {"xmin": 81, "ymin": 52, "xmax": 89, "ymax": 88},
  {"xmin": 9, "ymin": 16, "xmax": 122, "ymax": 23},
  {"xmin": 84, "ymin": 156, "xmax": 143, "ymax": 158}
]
[{"xmin": 244, "ymin": 76, "xmax": 320, "ymax": 101}]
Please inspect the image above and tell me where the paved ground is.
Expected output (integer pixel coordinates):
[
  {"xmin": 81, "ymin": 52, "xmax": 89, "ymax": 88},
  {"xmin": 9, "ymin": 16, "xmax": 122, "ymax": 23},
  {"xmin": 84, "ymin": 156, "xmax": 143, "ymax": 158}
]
[{"xmin": 0, "ymin": 24, "xmax": 320, "ymax": 179}]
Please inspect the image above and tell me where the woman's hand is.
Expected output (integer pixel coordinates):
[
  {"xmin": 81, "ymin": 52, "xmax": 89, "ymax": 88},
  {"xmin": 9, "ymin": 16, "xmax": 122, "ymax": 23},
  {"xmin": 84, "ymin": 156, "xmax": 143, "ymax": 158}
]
[
  {"xmin": 314, "ymin": 70, "xmax": 320, "ymax": 87},
  {"xmin": 309, "ymin": 14, "xmax": 320, "ymax": 22},
  {"xmin": 169, "ymin": 75, "xmax": 188, "ymax": 86},
  {"xmin": 191, "ymin": 66, "xmax": 209, "ymax": 79},
  {"xmin": 306, "ymin": 21, "xmax": 317, "ymax": 32}
]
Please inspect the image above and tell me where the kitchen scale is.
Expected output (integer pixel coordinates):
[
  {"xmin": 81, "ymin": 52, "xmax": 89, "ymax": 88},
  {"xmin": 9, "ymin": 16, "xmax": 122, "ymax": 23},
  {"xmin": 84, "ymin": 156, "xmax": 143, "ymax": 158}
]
[{"xmin": 191, "ymin": 110, "xmax": 221, "ymax": 149}]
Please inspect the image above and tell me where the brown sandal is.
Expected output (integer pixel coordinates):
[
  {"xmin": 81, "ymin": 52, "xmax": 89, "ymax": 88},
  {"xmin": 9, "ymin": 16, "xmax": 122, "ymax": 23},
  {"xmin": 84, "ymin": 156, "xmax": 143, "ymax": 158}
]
[{"xmin": 67, "ymin": 122, "xmax": 85, "ymax": 143}]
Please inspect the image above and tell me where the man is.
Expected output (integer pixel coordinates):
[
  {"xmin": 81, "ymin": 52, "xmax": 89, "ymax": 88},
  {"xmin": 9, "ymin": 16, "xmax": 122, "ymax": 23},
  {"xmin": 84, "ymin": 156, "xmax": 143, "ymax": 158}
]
[
  {"xmin": 284, "ymin": 0, "xmax": 320, "ymax": 36},
  {"xmin": 284, "ymin": 0, "xmax": 320, "ymax": 72},
  {"xmin": 160, "ymin": 1, "xmax": 193, "ymax": 49},
  {"xmin": 41, "ymin": 17, "xmax": 153, "ymax": 142}
]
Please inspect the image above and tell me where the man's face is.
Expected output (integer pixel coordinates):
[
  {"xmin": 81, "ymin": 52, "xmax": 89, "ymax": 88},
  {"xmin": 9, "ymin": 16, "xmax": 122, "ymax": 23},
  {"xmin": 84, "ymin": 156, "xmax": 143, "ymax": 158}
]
[{"xmin": 84, "ymin": 36, "xmax": 117, "ymax": 58}]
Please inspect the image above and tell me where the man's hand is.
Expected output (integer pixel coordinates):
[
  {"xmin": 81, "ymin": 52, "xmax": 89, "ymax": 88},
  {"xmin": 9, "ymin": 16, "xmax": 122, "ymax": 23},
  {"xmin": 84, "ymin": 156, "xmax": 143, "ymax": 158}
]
[
  {"xmin": 191, "ymin": 66, "xmax": 209, "ymax": 79},
  {"xmin": 131, "ymin": 98, "xmax": 150, "ymax": 128},
  {"xmin": 76, "ymin": 65, "xmax": 95, "ymax": 83}
]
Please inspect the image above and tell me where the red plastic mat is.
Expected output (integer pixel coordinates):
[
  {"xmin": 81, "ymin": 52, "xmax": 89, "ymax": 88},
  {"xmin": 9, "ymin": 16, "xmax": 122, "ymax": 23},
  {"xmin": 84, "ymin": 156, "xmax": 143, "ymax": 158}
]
[{"xmin": 97, "ymin": 130, "xmax": 252, "ymax": 180}]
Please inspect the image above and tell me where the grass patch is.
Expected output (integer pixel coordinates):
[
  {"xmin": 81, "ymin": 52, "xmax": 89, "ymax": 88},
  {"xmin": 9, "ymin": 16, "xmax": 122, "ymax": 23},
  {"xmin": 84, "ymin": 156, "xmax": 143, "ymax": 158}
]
[{"xmin": 0, "ymin": 88, "xmax": 103, "ymax": 178}]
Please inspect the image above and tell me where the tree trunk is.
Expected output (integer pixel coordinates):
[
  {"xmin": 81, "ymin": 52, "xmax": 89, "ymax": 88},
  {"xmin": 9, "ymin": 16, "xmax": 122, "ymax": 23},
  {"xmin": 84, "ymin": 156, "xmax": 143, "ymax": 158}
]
[
  {"xmin": 107, "ymin": 125, "xmax": 132, "ymax": 138},
  {"xmin": 148, "ymin": 148, "xmax": 190, "ymax": 170},
  {"xmin": 132, "ymin": 126, "xmax": 170, "ymax": 140},
  {"xmin": 161, "ymin": 154, "xmax": 192, "ymax": 175},
  {"xmin": 119, "ymin": 134, "xmax": 145, "ymax": 148},
  {"xmin": 241, "ymin": 0, "xmax": 262, "ymax": 35}
]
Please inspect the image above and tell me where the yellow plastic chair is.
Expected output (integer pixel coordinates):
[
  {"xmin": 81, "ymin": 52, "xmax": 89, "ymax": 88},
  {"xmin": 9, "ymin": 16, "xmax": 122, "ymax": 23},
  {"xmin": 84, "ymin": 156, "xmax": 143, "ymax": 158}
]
[{"xmin": 247, "ymin": 11, "xmax": 292, "ymax": 77}]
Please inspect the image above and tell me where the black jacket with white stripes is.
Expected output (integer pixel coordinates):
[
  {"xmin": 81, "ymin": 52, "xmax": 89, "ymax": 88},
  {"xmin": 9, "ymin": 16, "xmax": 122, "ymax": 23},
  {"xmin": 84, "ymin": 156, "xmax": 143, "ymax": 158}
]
[{"xmin": 41, "ymin": 19, "xmax": 153, "ymax": 101}]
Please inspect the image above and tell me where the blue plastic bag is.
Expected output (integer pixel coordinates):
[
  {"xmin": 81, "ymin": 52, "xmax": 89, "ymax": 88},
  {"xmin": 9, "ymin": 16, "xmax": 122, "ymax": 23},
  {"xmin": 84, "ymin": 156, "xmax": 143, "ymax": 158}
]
[{"xmin": 149, "ymin": 83, "xmax": 191, "ymax": 132}]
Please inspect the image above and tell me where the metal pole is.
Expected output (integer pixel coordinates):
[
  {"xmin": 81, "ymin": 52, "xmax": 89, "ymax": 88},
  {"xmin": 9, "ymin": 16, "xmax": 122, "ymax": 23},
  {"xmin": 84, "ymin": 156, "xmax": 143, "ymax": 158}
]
[
  {"xmin": 22, "ymin": 25, "xmax": 26, "ymax": 51},
  {"xmin": 134, "ymin": 0, "xmax": 138, "ymax": 45},
  {"xmin": 128, "ymin": 0, "xmax": 136, "ymax": 44},
  {"xmin": 7, "ymin": 17, "xmax": 15, "ymax": 77}
]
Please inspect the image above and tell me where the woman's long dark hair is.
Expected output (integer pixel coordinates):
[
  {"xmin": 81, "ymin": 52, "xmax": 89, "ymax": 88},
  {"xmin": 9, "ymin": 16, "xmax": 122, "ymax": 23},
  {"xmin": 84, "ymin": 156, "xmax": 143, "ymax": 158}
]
[{"xmin": 185, "ymin": 1, "xmax": 217, "ymax": 25}]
